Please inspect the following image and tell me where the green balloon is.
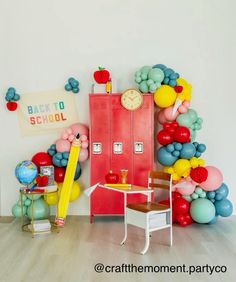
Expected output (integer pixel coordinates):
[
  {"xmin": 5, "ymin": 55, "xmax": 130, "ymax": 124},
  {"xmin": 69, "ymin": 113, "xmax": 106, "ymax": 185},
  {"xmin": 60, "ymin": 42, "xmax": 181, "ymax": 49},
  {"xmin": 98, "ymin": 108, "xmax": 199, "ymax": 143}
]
[
  {"xmin": 24, "ymin": 198, "xmax": 32, "ymax": 206},
  {"xmin": 176, "ymin": 113, "xmax": 192, "ymax": 127},
  {"xmin": 195, "ymin": 187, "xmax": 203, "ymax": 195},
  {"xmin": 190, "ymin": 198, "xmax": 215, "ymax": 224},
  {"xmin": 191, "ymin": 192, "xmax": 198, "ymax": 200},
  {"xmin": 148, "ymin": 68, "xmax": 164, "ymax": 83},
  {"xmin": 140, "ymin": 66, "xmax": 151, "ymax": 74},
  {"xmin": 12, "ymin": 204, "xmax": 26, "ymax": 218},
  {"xmin": 188, "ymin": 109, "xmax": 198, "ymax": 122},
  {"xmin": 22, "ymin": 194, "xmax": 27, "ymax": 202},
  {"xmin": 26, "ymin": 194, "xmax": 42, "ymax": 201},
  {"xmin": 27, "ymin": 198, "xmax": 49, "ymax": 220},
  {"xmin": 183, "ymin": 195, "xmax": 192, "ymax": 202},
  {"xmin": 139, "ymin": 81, "xmax": 149, "ymax": 93},
  {"xmin": 190, "ymin": 129, "xmax": 196, "ymax": 141}
]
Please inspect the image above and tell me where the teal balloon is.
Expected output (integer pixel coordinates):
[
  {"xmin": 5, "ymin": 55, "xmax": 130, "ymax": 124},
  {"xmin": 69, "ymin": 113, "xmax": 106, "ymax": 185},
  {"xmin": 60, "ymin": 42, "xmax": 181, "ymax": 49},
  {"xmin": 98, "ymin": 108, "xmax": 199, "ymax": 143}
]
[
  {"xmin": 139, "ymin": 81, "xmax": 149, "ymax": 93},
  {"xmin": 148, "ymin": 68, "xmax": 164, "ymax": 83},
  {"xmin": 190, "ymin": 198, "xmax": 215, "ymax": 223},
  {"xmin": 65, "ymin": 83, "xmax": 72, "ymax": 91},
  {"xmin": 27, "ymin": 198, "xmax": 49, "ymax": 220},
  {"xmin": 180, "ymin": 143, "xmax": 196, "ymax": 159},
  {"xmin": 157, "ymin": 147, "xmax": 178, "ymax": 166},
  {"xmin": 12, "ymin": 204, "xmax": 26, "ymax": 218},
  {"xmin": 215, "ymin": 199, "xmax": 233, "ymax": 217},
  {"xmin": 208, "ymin": 216, "xmax": 218, "ymax": 224},
  {"xmin": 216, "ymin": 183, "xmax": 229, "ymax": 200}
]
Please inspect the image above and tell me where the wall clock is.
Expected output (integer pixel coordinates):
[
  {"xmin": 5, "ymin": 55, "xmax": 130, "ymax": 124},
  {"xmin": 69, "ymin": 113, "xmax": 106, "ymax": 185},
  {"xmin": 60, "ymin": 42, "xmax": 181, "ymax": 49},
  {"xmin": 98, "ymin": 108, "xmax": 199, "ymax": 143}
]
[{"xmin": 121, "ymin": 89, "xmax": 143, "ymax": 111}]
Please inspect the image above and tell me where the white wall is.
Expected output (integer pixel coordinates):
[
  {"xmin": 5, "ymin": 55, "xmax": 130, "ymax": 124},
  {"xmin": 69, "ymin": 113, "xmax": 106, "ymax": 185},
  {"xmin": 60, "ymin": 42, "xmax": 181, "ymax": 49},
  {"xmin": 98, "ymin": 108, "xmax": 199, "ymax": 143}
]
[{"xmin": 0, "ymin": 0, "xmax": 236, "ymax": 215}]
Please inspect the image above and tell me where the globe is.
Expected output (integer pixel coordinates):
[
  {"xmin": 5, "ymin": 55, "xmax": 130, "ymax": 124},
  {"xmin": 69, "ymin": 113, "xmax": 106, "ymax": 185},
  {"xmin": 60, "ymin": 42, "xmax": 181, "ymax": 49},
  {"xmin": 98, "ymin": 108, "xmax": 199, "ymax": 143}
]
[{"xmin": 15, "ymin": 160, "xmax": 38, "ymax": 185}]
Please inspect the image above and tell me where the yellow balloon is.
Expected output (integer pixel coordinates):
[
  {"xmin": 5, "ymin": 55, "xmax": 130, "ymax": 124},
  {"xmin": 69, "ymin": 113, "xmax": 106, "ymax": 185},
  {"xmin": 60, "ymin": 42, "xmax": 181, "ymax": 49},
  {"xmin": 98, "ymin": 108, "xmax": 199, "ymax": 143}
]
[
  {"xmin": 176, "ymin": 78, "xmax": 192, "ymax": 101},
  {"xmin": 44, "ymin": 191, "xmax": 58, "ymax": 206},
  {"xmin": 173, "ymin": 159, "xmax": 191, "ymax": 177},
  {"xmin": 154, "ymin": 85, "xmax": 177, "ymax": 108},
  {"xmin": 70, "ymin": 181, "xmax": 81, "ymax": 202}
]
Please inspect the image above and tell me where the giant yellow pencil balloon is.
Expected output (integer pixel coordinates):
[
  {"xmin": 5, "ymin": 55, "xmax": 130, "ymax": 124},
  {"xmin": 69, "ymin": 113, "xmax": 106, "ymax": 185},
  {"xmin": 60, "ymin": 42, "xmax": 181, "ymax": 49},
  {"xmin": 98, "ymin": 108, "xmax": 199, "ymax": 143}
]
[{"xmin": 55, "ymin": 133, "xmax": 81, "ymax": 226}]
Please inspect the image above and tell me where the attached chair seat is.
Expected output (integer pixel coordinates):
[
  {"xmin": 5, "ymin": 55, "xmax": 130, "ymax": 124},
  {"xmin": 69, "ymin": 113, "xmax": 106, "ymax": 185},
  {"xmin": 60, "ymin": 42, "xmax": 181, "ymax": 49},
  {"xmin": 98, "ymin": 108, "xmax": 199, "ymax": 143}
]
[{"xmin": 127, "ymin": 202, "xmax": 169, "ymax": 213}]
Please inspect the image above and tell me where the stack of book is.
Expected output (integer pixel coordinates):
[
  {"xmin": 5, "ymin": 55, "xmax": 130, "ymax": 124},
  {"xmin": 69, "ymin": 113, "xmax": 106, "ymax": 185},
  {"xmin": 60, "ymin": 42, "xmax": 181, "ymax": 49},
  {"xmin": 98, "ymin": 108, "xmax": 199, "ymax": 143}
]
[{"xmin": 28, "ymin": 219, "xmax": 51, "ymax": 234}]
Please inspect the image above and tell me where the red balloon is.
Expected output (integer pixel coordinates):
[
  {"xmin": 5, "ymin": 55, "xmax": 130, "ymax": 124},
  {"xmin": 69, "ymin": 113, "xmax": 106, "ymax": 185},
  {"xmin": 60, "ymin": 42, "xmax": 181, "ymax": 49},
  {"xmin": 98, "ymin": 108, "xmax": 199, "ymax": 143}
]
[
  {"xmin": 179, "ymin": 220, "xmax": 189, "ymax": 227},
  {"xmin": 157, "ymin": 130, "xmax": 174, "ymax": 145},
  {"xmin": 172, "ymin": 191, "xmax": 182, "ymax": 201},
  {"xmin": 54, "ymin": 167, "xmax": 66, "ymax": 182},
  {"xmin": 174, "ymin": 126, "xmax": 190, "ymax": 143},
  {"xmin": 185, "ymin": 214, "xmax": 193, "ymax": 224},
  {"xmin": 173, "ymin": 197, "xmax": 190, "ymax": 215},
  {"xmin": 32, "ymin": 152, "xmax": 52, "ymax": 168},
  {"xmin": 190, "ymin": 167, "xmax": 208, "ymax": 183}
]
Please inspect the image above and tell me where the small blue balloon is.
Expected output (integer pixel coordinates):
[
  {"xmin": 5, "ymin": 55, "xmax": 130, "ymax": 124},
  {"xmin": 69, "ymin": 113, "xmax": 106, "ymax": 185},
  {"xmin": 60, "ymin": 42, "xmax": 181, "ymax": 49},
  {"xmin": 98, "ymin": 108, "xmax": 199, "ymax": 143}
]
[
  {"xmin": 197, "ymin": 144, "xmax": 206, "ymax": 153},
  {"xmin": 193, "ymin": 142, "xmax": 198, "ymax": 148},
  {"xmin": 164, "ymin": 68, "xmax": 174, "ymax": 77},
  {"xmin": 62, "ymin": 152, "xmax": 69, "ymax": 159},
  {"xmin": 68, "ymin": 77, "xmax": 76, "ymax": 84},
  {"xmin": 6, "ymin": 91, "xmax": 15, "ymax": 100},
  {"xmin": 172, "ymin": 150, "xmax": 180, "ymax": 157},
  {"xmin": 72, "ymin": 87, "xmax": 79, "ymax": 93},
  {"xmin": 51, "ymin": 144, "xmax": 56, "ymax": 150},
  {"xmin": 153, "ymin": 64, "xmax": 167, "ymax": 70},
  {"xmin": 56, "ymin": 153, "xmax": 63, "ymax": 160},
  {"xmin": 214, "ymin": 199, "xmax": 233, "ymax": 217},
  {"xmin": 215, "ymin": 194, "xmax": 223, "ymax": 201},
  {"xmin": 215, "ymin": 183, "xmax": 229, "ymax": 199},
  {"xmin": 194, "ymin": 151, "xmax": 202, "ymax": 158},
  {"xmin": 207, "ymin": 191, "xmax": 216, "ymax": 199},
  {"xmin": 170, "ymin": 73, "xmax": 178, "ymax": 80},
  {"xmin": 163, "ymin": 77, "xmax": 169, "ymax": 84},
  {"xmin": 48, "ymin": 149, "xmax": 55, "ymax": 156},
  {"xmin": 74, "ymin": 163, "xmax": 82, "ymax": 180},
  {"xmin": 13, "ymin": 93, "xmax": 20, "ymax": 101},
  {"xmin": 65, "ymin": 83, "xmax": 72, "ymax": 91},
  {"xmin": 169, "ymin": 80, "xmax": 177, "ymax": 87},
  {"xmin": 8, "ymin": 87, "xmax": 16, "ymax": 94},
  {"xmin": 61, "ymin": 159, "xmax": 68, "ymax": 167},
  {"xmin": 71, "ymin": 80, "xmax": 79, "ymax": 88},
  {"xmin": 52, "ymin": 156, "xmax": 61, "ymax": 167},
  {"xmin": 174, "ymin": 143, "xmax": 182, "ymax": 151},
  {"xmin": 166, "ymin": 144, "xmax": 175, "ymax": 153}
]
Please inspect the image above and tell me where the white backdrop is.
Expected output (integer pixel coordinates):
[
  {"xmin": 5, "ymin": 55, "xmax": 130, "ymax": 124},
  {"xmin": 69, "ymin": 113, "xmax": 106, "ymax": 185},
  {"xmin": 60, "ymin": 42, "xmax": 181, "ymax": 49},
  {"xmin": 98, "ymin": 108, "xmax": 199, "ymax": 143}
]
[{"xmin": 0, "ymin": 0, "xmax": 236, "ymax": 215}]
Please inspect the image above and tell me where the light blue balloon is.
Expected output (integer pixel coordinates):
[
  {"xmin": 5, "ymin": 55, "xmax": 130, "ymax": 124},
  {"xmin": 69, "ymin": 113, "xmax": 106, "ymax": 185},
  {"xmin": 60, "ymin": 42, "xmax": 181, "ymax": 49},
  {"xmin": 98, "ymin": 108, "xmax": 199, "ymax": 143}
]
[
  {"xmin": 156, "ymin": 147, "xmax": 178, "ymax": 166},
  {"xmin": 214, "ymin": 199, "xmax": 233, "ymax": 217},
  {"xmin": 190, "ymin": 198, "xmax": 215, "ymax": 223}
]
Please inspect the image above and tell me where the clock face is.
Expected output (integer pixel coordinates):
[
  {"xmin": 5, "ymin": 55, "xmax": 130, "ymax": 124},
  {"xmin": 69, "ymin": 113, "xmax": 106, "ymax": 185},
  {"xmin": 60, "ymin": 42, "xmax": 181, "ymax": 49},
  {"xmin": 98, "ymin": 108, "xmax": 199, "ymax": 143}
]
[{"xmin": 121, "ymin": 89, "xmax": 143, "ymax": 111}]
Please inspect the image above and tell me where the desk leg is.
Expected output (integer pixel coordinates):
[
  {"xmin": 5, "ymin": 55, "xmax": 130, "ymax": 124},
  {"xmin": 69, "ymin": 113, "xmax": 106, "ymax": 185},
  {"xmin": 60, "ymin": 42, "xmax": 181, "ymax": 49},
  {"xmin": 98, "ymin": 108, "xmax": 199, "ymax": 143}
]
[{"xmin": 120, "ymin": 193, "xmax": 127, "ymax": 245}]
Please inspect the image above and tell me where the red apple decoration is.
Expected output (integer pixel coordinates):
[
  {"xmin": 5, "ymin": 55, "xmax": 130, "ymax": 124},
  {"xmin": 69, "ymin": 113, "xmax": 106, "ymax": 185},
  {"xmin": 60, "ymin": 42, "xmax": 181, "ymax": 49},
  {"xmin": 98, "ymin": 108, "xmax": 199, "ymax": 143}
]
[
  {"xmin": 105, "ymin": 170, "xmax": 119, "ymax": 184},
  {"xmin": 36, "ymin": 175, "xmax": 49, "ymax": 187},
  {"xmin": 93, "ymin": 67, "xmax": 110, "ymax": 84},
  {"xmin": 6, "ymin": 101, "xmax": 18, "ymax": 111}
]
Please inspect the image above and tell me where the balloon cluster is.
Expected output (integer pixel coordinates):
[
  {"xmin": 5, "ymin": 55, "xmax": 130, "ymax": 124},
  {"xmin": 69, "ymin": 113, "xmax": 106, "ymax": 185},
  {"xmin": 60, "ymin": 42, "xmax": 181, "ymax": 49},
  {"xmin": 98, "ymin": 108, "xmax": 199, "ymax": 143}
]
[
  {"xmin": 152, "ymin": 63, "xmax": 233, "ymax": 226},
  {"xmin": 177, "ymin": 109, "xmax": 203, "ymax": 141},
  {"xmin": 153, "ymin": 64, "xmax": 179, "ymax": 87},
  {"xmin": 12, "ymin": 123, "xmax": 89, "ymax": 217},
  {"xmin": 134, "ymin": 66, "xmax": 164, "ymax": 93},
  {"xmin": 5, "ymin": 87, "xmax": 20, "ymax": 111},
  {"xmin": 65, "ymin": 77, "xmax": 80, "ymax": 93}
]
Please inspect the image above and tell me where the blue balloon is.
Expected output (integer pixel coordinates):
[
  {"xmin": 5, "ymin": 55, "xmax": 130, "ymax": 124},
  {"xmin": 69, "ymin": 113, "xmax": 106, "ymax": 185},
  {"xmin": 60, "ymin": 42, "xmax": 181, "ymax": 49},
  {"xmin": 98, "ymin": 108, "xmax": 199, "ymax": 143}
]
[
  {"xmin": 65, "ymin": 83, "xmax": 72, "ymax": 91},
  {"xmin": 157, "ymin": 147, "xmax": 178, "ymax": 166},
  {"xmin": 52, "ymin": 155, "xmax": 61, "ymax": 167},
  {"xmin": 15, "ymin": 161, "xmax": 38, "ymax": 185},
  {"xmin": 172, "ymin": 150, "xmax": 180, "ymax": 157},
  {"xmin": 215, "ymin": 183, "xmax": 229, "ymax": 200},
  {"xmin": 169, "ymin": 80, "xmax": 177, "ymax": 87},
  {"xmin": 215, "ymin": 194, "xmax": 223, "ymax": 201},
  {"xmin": 207, "ymin": 191, "xmax": 216, "ymax": 199},
  {"xmin": 68, "ymin": 77, "xmax": 75, "ymax": 84},
  {"xmin": 56, "ymin": 153, "xmax": 63, "ymax": 160},
  {"xmin": 6, "ymin": 91, "xmax": 15, "ymax": 100},
  {"xmin": 74, "ymin": 163, "xmax": 82, "ymax": 180},
  {"xmin": 163, "ymin": 77, "xmax": 169, "ymax": 84},
  {"xmin": 153, "ymin": 64, "xmax": 167, "ymax": 70},
  {"xmin": 174, "ymin": 143, "xmax": 182, "ymax": 151},
  {"xmin": 61, "ymin": 159, "xmax": 68, "ymax": 166},
  {"xmin": 13, "ymin": 93, "xmax": 20, "ymax": 101},
  {"xmin": 194, "ymin": 151, "xmax": 202, "ymax": 158},
  {"xmin": 197, "ymin": 144, "xmax": 206, "ymax": 153},
  {"xmin": 180, "ymin": 143, "xmax": 196, "ymax": 159},
  {"xmin": 208, "ymin": 216, "xmax": 218, "ymax": 224},
  {"xmin": 62, "ymin": 152, "xmax": 69, "ymax": 159},
  {"xmin": 70, "ymin": 80, "xmax": 79, "ymax": 88},
  {"xmin": 215, "ymin": 199, "xmax": 233, "ymax": 217},
  {"xmin": 166, "ymin": 144, "xmax": 175, "ymax": 153}
]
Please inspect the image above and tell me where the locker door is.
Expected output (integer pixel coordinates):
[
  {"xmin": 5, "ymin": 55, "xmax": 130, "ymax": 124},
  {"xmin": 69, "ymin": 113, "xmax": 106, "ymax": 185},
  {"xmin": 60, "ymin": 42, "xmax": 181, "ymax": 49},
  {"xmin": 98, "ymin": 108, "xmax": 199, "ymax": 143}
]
[
  {"xmin": 110, "ymin": 94, "xmax": 133, "ymax": 214},
  {"xmin": 132, "ymin": 94, "xmax": 154, "ymax": 187},
  {"xmin": 89, "ymin": 94, "xmax": 113, "ymax": 215}
]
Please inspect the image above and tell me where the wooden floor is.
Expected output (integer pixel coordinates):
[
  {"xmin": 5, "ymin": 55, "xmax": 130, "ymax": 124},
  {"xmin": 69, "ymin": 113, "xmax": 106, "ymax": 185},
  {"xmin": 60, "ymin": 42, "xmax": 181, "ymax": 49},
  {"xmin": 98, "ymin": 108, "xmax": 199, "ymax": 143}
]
[{"xmin": 0, "ymin": 216, "xmax": 235, "ymax": 282}]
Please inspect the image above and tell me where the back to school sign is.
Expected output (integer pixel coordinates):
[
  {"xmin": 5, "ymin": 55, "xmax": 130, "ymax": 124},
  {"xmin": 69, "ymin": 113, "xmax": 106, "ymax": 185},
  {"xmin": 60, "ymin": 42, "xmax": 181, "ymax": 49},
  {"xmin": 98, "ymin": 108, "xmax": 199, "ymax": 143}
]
[{"xmin": 17, "ymin": 90, "xmax": 79, "ymax": 136}]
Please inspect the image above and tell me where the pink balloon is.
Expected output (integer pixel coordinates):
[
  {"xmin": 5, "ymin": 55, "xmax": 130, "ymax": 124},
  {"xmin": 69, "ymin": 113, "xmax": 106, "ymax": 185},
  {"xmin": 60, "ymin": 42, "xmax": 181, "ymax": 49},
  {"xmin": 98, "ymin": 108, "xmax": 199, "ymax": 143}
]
[
  {"xmin": 199, "ymin": 166, "xmax": 223, "ymax": 191},
  {"xmin": 80, "ymin": 135, "xmax": 88, "ymax": 142},
  {"xmin": 81, "ymin": 140, "xmax": 89, "ymax": 149},
  {"xmin": 67, "ymin": 128, "xmax": 73, "ymax": 134},
  {"xmin": 174, "ymin": 179, "xmax": 196, "ymax": 195},
  {"xmin": 68, "ymin": 134, "xmax": 75, "ymax": 142},
  {"xmin": 61, "ymin": 133, "xmax": 68, "ymax": 140},
  {"xmin": 183, "ymin": 101, "xmax": 190, "ymax": 107},
  {"xmin": 79, "ymin": 148, "xmax": 89, "ymax": 162},
  {"xmin": 157, "ymin": 110, "xmax": 167, "ymax": 124},
  {"xmin": 178, "ymin": 105, "xmax": 188, "ymax": 113},
  {"xmin": 70, "ymin": 123, "xmax": 89, "ymax": 137},
  {"xmin": 163, "ymin": 106, "xmax": 179, "ymax": 121},
  {"xmin": 56, "ymin": 139, "xmax": 71, "ymax": 153}
]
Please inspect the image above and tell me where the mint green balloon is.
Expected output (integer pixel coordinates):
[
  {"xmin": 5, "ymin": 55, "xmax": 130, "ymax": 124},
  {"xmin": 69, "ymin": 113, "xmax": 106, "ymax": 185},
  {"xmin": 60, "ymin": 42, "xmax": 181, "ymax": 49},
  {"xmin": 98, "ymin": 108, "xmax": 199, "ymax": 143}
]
[
  {"xmin": 183, "ymin": 195, "xmax": 192, "ymax": 202},
  {"xmin": 191, "ymin": 192, "xmax": 198, "ymax": 200},
  {"xmin": 27, "ymin": 198, "xmax": 49, "ymax": 220},
  {"xmin": 139, "ymin": 81, "xmax": 149, "ymax": 93},
  {"xmin": 148, "ymin": 68, "xmax": 164, "ymax": 83},
  {"xmin": 195, "ymin": 187, "xmax": 203, "ymax": 195},
  {"xmin": 24, "ymin": 198, "xmax": 32, "ymax": 206},
  {"xmin": 140, "ymin": 66, "xmax": 151, "ymax": 74},
  {"xmin": 190, "ymin": 198, "xmax": 215, "ymax": 223},
  {"xmin": 190, "ymin": 129, "xmax": 196, "ymax": 141},
  {"xmin": 188, "ymin": 109, "xmax": 198, "ymax": 122},
  {"xmin": 12, "ymin": 203, "xmax": 26, "ymax": 218},
  {"xmin": 22, "ymin": 194, "xmax": 27, "ymax": 202},
  {"xmin": 26, "ymin": 194, "xmax": 42, "ymax": 201},
  {"xmin": 176, "ymin": 113, "xmax": 192, "ymax": 127},
  {"xmin": 200, "ymin": 192, "xmax": 206, "ymax": 198}
]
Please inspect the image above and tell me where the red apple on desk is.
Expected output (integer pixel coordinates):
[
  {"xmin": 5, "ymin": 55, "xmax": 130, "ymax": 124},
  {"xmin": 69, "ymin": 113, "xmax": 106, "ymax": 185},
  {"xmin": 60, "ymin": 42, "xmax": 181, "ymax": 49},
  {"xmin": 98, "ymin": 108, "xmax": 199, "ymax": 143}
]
[
  {"xmin": 36, "ymin": 175, "xmax": 49, "ymax": 187},
  {"xmin": 93, "ymin": 67, "xmax": 110, "ymax": 84},
  {"xmin": 105, "ymin": 170, "xmax": 119, "ymax": 184}
]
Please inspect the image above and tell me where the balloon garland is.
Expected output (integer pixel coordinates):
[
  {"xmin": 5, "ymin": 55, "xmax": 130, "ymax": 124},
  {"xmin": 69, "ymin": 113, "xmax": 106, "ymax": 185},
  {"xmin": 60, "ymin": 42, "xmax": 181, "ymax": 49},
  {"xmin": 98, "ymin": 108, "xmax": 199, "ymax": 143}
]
[{"xmin": 135, "ymin": 64, "xmax": 233, "ymax": 227}]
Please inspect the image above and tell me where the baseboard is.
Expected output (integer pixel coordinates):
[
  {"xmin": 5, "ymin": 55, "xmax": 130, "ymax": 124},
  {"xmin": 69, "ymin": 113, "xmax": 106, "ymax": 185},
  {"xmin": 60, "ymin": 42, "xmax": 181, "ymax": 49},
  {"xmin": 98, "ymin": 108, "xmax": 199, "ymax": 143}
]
[{"xmin": 0, "ymin": 216, "xmax": 15, "ymax": 223}]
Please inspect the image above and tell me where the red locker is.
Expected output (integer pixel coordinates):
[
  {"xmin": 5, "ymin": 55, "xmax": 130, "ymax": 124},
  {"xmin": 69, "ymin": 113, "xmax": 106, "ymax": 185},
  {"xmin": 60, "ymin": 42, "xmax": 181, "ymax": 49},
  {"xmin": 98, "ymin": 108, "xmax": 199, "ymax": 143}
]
[{"xmin": 89, "ymin": 94, "xmax": 154, "ymax": 219}]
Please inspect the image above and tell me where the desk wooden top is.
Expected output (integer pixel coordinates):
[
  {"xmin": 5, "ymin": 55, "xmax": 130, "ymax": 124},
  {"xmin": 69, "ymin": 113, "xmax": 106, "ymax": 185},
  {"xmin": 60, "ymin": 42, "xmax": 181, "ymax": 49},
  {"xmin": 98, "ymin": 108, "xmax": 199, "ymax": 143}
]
[{"xmin": 98, "ymin": 184, "xmax": 153, "ymax": 194}]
